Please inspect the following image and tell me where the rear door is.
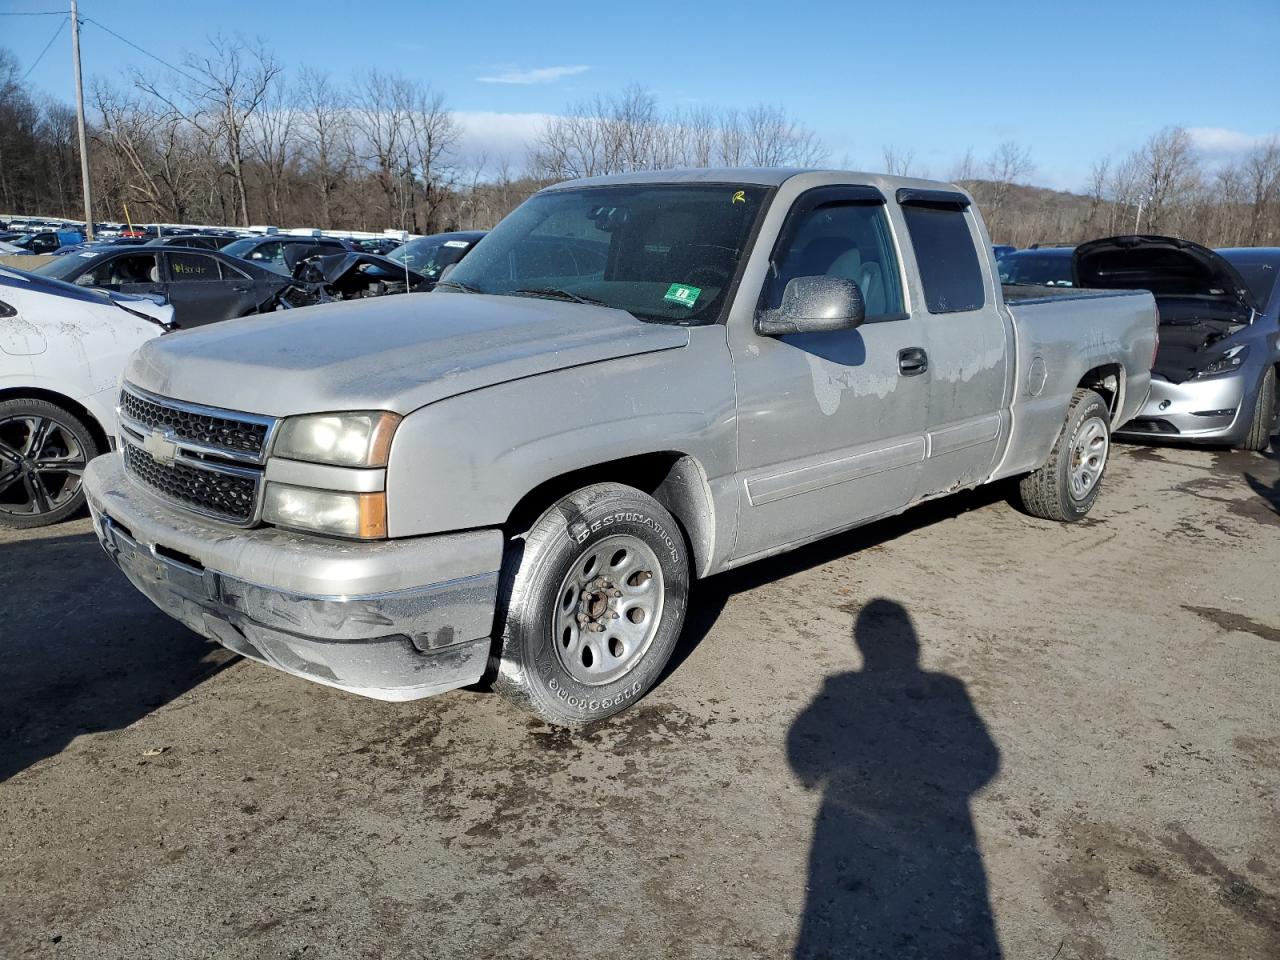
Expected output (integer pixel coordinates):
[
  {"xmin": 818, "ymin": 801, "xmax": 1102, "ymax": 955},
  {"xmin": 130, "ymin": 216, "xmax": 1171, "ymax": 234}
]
[
  {"xmin": 896, "ymin": 190, "xmax": 1011, "ymax": 495},
  {"xmin": 162, "ymin": 250, "xmax": 247, "ymax": 327}
]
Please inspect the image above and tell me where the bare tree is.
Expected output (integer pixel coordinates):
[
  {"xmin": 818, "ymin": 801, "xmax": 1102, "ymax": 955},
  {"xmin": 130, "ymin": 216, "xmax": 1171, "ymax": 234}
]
[
  {"xmin": 402, "ymin": 83, "xmax": 459, "ymax": 233},
  {"xmin": 133, "ymin": 35, "xmax": 282, "ymax": 226},
  {"xmin": 296, "ymin": 67, "xmax": 352, "ymax": 230},
  {"xmin": 1243, "ymin": 136, "xmax": 1280, "ymax": 245},
  {"xmin": 245, "ymin": 76, "xmax": 297, "ymax": 225},
  {"xmin": 1133, "ymin": 126, "xmax": 1199, "ymax": 234},
  {"xmin": 881, "ymin": 144, "xmax": 915, "ymax": 177},
  {"xmin": 983, "ymin": 140, "xmax": 1034, "ymax": 239}
]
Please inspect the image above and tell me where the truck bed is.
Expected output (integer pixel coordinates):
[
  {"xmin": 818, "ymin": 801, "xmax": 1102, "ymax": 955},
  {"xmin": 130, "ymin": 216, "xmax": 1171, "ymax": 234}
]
[{"xmin": 994, "ymin": 287, "xmax": 1157, "ymax": 481}]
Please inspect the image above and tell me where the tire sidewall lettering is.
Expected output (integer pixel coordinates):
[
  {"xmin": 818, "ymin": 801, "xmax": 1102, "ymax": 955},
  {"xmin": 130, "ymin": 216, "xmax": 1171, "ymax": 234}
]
[{"xmin": 570, "ymin": 510, "xmax": 681, "ymax": 566}]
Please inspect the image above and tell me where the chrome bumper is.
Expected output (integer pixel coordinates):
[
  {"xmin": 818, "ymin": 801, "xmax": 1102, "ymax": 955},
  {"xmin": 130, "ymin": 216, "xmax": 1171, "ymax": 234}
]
[
  {"xmin": 1114, "ymin": 372, "xmax": 1245, "ymax": 441},
  {"xmin": 85, "ymin": 454, "xmax": 503, "ymax": 702}
]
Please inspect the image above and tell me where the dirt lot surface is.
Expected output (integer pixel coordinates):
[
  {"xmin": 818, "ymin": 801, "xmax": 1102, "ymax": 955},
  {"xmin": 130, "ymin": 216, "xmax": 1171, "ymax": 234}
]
[{"xmin": 2, "ymin": 442, "xmax": 1278, "ymax": 960}]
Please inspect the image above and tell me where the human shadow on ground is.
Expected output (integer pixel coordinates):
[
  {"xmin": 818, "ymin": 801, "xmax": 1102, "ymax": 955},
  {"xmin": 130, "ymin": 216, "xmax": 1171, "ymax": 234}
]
[
  {"xmin": 0, "ymin": 530, "xmax": 232, "ymax": 782},
  {"xmin": 787, "ymin": 598, "xmax": 1003, "ymax": 959}
]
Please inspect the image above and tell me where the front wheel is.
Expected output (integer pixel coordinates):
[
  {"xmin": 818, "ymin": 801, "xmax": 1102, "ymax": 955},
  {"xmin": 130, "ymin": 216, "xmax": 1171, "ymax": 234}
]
[
  {"xmin": 1241, "ymin": 365, "xmax": 1276, "ymax": 452},
  {"xmin": 493, "ymin": 482, "xmax": 690, "ymax": 726},
  {"xmin": 1017, "ymin": 389, "xmax": 1111, "ymax": 522}
]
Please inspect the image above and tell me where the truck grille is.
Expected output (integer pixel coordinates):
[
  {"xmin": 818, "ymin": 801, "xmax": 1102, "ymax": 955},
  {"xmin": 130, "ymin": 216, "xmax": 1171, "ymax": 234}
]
[
  {"xmin": 120, "ymin": 387, "xmax": 270, "ymax": 457},
  {"xmin": 123, "ymin": 442, "xmax": 259, "ymax": 522},
  {"xmin": 118, "ymin": 384, "xmax": 277, "ymax": 525}
]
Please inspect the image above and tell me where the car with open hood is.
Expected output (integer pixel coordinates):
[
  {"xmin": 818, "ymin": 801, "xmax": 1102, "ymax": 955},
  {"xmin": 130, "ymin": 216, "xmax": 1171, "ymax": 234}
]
[
  {"xmin": 0, "ymin": 266, "xmax": 173, "ymax": 527},
  {"xmin": 1074, "ymin": 236, "xmax": 1279, "ymax": 450}
]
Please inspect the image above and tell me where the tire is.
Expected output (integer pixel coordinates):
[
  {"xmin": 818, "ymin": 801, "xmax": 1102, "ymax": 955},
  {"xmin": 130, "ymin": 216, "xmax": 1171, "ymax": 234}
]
[
  {"xmin": 493, "ymin": 482, "xmax": 690, "ymax": 726},
  {"xmin": 0, "ymin": 398, "xmax": 100, "ymax": 529},
  {"xmin": 1241, "ymin": 365, "xmax": 1276, "ymax": 452},
  {"xmin": 1018, "ymin": 389, "xmax": 1111, "ymax": 523}
]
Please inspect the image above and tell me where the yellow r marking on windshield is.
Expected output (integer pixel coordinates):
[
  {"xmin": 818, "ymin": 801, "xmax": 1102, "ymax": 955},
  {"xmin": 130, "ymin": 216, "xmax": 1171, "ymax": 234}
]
[{"xmin": 732, "ymin": 190, "xmax": 746, "ymax": 204}]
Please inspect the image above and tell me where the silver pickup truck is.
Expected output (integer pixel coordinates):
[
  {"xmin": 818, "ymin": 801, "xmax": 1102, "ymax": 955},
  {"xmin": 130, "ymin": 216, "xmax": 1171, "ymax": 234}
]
[{"xmin": 84, "ymin": 169, "xmax": 1156, "ymax": 725}]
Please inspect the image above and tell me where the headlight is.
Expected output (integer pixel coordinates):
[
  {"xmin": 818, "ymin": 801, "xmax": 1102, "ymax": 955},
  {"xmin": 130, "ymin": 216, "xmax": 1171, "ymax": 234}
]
[
  {"xmin": 262, "ymin": 483, "xmax": 387, "ymax": 539},
  {"xmin": 1196, "ymin": 344, "xmax": 1249, "ymax": 378},
  {"xmin": 273, "ymin": 411, "xmax": 400, "ymax": 466}
]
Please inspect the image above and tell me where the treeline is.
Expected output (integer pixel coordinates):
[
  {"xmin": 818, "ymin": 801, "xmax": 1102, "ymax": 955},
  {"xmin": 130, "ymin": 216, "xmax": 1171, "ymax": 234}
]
[{"xmin": 2, "ymin": 38, "xmax": 1278, "ymax": 249}]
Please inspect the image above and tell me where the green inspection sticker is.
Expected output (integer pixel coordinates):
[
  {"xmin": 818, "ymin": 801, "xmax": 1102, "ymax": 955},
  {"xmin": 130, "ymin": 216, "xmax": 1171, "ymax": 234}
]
[{"xmin": 664, "ymin": 283, "xmax": 702, "ymax": 308}]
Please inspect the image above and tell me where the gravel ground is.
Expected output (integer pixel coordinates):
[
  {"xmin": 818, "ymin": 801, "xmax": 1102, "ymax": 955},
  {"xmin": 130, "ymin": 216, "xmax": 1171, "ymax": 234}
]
[{"xmin": 1, "ymin": 442, "xmax": 1277, "ymax": 960}]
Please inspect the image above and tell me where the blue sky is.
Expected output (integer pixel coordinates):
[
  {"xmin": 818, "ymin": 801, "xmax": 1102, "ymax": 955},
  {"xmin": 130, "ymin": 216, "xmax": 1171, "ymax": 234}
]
[{"xmin": 4, "ymin": 0, "xmax": 1278, "ymax": 190}]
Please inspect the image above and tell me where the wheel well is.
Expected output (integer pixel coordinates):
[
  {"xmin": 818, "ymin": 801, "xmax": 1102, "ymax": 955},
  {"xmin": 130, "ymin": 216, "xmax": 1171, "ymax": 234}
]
[
  {"xmin": 1077, "ymin": 364, "xmax": 1123, "ymax": 425},
  {"xmin": 0, "ymin": 387, "xmax": 110, "ymax": 454},
  {"xmin": 503, "ymin": 451, "xmax": 715, "ymax": 577}
]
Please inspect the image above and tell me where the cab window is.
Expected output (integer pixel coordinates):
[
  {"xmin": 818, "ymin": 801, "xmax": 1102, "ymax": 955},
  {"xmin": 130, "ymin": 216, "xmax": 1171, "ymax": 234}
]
[
  {"xmin": 764, "ymin": 201, "xmax": 905, "ymax": 320},
  {"xmin": 83, "ymin": 253, "xmax": 159, "ymax": 287}
]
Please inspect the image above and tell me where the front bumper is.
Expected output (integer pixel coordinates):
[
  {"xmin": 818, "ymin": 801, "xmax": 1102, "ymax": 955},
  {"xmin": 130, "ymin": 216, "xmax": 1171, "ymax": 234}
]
[
  {"xmin": 1114, "ymin": 372, "xmax": 1246, "ymax": 443},
  {"xmin": 84, "ymin": 453, "xmax": 503, "ymax": 701}
]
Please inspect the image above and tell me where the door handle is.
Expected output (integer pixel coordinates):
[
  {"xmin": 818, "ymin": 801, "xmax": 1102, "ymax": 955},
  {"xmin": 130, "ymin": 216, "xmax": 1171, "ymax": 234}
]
[
  {"xmin": 898, "ymin": 347, "xmax": 928, "ymax": 376},
  {"xmin": 231, "ymin": 285, "xmax": 251, "ymax": 293}
]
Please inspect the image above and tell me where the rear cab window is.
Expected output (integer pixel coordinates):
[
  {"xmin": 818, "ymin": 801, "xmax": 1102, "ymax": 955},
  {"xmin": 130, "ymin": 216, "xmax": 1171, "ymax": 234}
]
[{"xmin": 897, "ymin": 189, "xmax": 985, "ymax": 314}]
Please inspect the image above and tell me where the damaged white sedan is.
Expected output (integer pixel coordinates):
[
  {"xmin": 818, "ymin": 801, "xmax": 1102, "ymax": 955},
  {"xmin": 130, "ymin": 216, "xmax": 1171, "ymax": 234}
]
[{"xmin": 0, "ymin": 267, "xmax": 174, "ymax": 527}]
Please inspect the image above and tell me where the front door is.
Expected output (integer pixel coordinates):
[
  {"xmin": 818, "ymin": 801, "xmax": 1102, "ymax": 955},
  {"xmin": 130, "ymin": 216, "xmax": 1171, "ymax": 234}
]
[{"xmin": 728, "ymin": 188, "xmax": 930, "ymax": 562}]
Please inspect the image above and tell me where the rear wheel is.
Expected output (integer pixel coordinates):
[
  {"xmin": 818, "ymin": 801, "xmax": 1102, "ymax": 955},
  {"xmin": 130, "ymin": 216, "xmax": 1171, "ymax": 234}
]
[
  {"xmin": 493, "ymin": 482, "xmax": 690, "ymax": 727},
  {"xmin": 0, "ymin": 398, "xmax": 99, "ymax": 529},
  {"xmin": 1018, "ymin": 389, "xmax": 1111, "ymax": 523},
  {"xmin": 1241, "ymin": 365, "xmax": 1276, "ymax": 452}
]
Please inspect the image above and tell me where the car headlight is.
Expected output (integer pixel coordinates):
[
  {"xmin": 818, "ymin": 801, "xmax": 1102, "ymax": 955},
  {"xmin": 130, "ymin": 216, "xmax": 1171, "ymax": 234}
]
[
  {"xmin": 262, "ymin": 483, "xmax": 387, "ymax": 539},
  {"xmin": 1196, "ymin": 344, "xmax": 1249, "ymax": 378},
  {"xmin": 273, "ymin": 411, "xmax": 400, "ymax": 466}
]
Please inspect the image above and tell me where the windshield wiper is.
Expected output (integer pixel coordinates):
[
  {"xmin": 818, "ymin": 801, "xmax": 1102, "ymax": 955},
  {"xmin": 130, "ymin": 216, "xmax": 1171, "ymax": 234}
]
[
  {"xmin": 435, "ymin": 278, "xmax": 483, "ymax": 294},
  {"xmin": 512, "ymin": 286, "xmax": 607, "ymax": 306}
]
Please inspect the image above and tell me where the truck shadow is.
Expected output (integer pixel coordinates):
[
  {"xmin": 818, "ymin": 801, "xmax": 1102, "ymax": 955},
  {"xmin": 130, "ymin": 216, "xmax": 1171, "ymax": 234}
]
[
  {"xmin": 0, "ymin": 530, "xmax": 232, "ymax": 782},
  {"xmin": 786, "ymin": 599, "xmax": 1002, "ymax": 958}
]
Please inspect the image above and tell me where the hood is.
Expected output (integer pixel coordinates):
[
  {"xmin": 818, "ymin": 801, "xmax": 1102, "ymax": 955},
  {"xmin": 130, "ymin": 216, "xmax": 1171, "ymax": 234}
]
[
  {"xmin": 0, "ymin": 265, "xmax": 173, "ymax": 327},
  {"xmin": 125, "ymin": 292, "xmax": 690, "ymax": 417},
  {"xmin": 1074, "ymin": 235, "xmax": 1258, "ymax": 313}
]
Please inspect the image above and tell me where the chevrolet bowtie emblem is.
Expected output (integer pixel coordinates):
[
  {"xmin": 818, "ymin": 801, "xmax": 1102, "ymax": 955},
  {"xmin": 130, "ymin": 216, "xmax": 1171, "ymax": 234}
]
[{"xmin": 142, "ymin": 428, "xmax": 178, "ymax": 465}]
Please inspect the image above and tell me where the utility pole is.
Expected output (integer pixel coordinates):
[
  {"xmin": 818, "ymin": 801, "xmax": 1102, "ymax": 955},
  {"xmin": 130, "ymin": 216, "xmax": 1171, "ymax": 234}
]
[{"xmin": 69, "ymin": 0, "xmax": 94, "ymax": 240}]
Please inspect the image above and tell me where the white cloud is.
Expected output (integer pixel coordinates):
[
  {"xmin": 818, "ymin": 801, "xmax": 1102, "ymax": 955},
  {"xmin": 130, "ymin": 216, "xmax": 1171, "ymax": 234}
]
[
  {"xmin": 477, "ymin": 65, "xmax": 590, "ymax": 85},
  {"xmin": 1188, "ymin": 127, "xmax": 1277, "ymax": 158},
  {"xmin": 450, "ymin": 110, "xmax": 554, "ymax": 168}
]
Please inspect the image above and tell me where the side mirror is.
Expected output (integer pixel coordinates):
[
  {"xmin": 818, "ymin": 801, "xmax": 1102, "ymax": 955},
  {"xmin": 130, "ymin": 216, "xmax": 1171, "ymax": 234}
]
[
  {"xmin": 755, "ymin": 275, "xmax": 865, "ymax": 337},
  {"xmin": 438, "ymin": 262, "xmax": 457, "ymax": 283}
]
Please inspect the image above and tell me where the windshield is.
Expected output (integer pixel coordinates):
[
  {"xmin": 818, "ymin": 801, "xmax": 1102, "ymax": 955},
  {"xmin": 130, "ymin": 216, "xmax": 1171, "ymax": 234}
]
[
  {"xmin": 32, "ymin": 252, "xmax": 96, "ymax": 281},
  {"xmin": 1220, "ymin": 251, "xmax": 1280, "ymax": 311},
  {"xmin": 387, "ymin": 237, "xmax": 473, "ymax": 279},
  {"xmin": 998, "ymin": 252, "xmax": 1074, "ymax": 286},
  {"xmin": 220, "ymin": 238, "xmax": 256, "ymax": 257},
  {"xmin": 444, "ymin": 183, "xmax": 770, "ymax": 323}
]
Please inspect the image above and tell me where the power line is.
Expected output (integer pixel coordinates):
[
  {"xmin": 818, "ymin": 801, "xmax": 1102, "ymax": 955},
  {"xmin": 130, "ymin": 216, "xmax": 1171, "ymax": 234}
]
[
  {"xmin": 81, "ymin": 16, "xmax": 201, "ymax": 85},
  {"xmin": 0, "ymin": 11, "xmax": 68, "ymax": 16},
  {"xmin": 21, "ymin": 15, "xmax": 67, "ymax": 81}
]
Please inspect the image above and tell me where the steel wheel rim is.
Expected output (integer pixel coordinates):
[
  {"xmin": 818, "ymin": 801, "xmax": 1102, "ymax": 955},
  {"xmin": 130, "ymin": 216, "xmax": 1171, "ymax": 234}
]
[
  {"xmin": 552, "ymin": 534, "xmax": 665, "ymax": 686},
  {"xmin": 1069, "ymin": 415, "xmax": 1109, "ymax": 500},
  {"xmin": 0, "ymin": 414, "xmax": 87, "ymax": 517}
]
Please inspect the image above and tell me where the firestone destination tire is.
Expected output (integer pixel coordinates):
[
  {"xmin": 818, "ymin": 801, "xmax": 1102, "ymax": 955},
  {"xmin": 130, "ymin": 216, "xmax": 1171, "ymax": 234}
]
[{"xmin": 493, "ymin": 482, "xmax": 690, "ymax": 727}]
